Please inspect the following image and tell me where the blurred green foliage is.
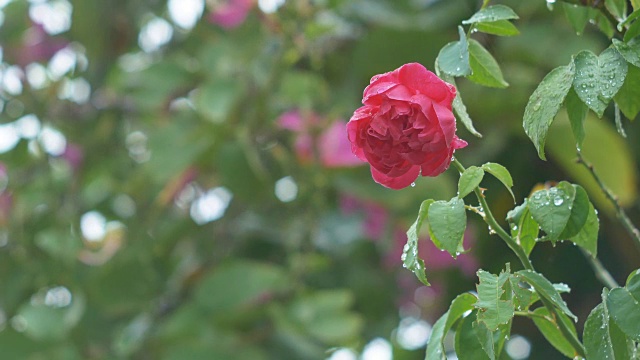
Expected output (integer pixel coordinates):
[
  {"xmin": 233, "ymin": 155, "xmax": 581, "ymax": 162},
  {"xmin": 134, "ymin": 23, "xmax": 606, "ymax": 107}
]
[{"xmin": 0, "ymin": 0, "xmax": 638, "ymax": 359}]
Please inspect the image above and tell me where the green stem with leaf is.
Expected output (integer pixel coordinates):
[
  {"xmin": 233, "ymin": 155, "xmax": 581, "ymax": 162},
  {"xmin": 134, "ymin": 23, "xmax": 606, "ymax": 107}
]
[{"xmin": 451, "ymin": 157, "xmax": 587, "ymax": 358}]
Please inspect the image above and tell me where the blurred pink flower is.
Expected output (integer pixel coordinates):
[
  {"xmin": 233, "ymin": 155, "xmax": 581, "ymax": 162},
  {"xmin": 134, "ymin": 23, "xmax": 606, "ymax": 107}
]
[
  {"xmin": 278, "ymin": 110, "xmax": 364, "ymax": 168},
  {"xmin": 208, "ymin": 0, "xmax": 255, "ymax": 29},
  {"xmin": 62, "ymin": 143, "xmax": 84, "ymax": 172},
  {"xmin": 9, "ymin": 23, "xmax": 68, "ymax": 67},
  {"xmin": 340, "ymin": 194, "xmax": 389, "ymax": 240}
]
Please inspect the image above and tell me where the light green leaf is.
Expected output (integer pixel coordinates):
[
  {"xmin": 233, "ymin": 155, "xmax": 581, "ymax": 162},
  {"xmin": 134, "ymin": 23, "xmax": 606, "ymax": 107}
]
[
  {"xmin": 481, "ymin": 162, "xmax": 515, "ymax": 202},
  {"xmin": 516, "ymin": 270, "xmax": 577, "ymax": 322},
  {"xmin": 426, "ymin": 293, "xmax": 477, "ymax": 360},
  {"xmin": 475, "ymin": 268, "xmax": 514, "ymax": 330},
  {"xmin": 584, "ymin": 290, "xmax": 635, "ymax": 360},
  {"xmin": 565, "ymin": 88, "xmax": 588, "ymax": 147},
  {"xmin": 437, "ymin": 26, "xmax": 472, "ymax": 76},
  {"xmin": 624, "ymin": 16, "xmax": 640, "ymax": 41},
  {"xmin": 195, "ymin": 79, "xmax": 243, "ymax": 123},
  {"xmin": 404, "ymin": 199, "xmax": 434, "ymax": 285},
  {"xmin": 475, "ymin": 20, "xmax": 519, "ymax": 36},
  {"xmin": 605, "ymin": 0, "xmax": 627, "ymax": 20},
  {"xmin": 523, "ymin": 62, "xmax": 575, "ymax": 160},
  {"xmin": 455, "ymin": 311, "xmax": 491, "ymax": 360},
  {"xmin": 607, "ymin": 271, "xmax": 640, "ymax": 341},
  {"xmin": 462, "ymin": 5, "xmax": 519, "ymax": 24},
  {"xmin": 612, "ymin": 38, "xmax": 640, "ymax": 68},
  {"xmin": 614, "ymin": 64, "xmax": 640, "ymax": 120},
  {"xmin": 506, "ymin": 201, "xmax": 539, "ymax": 256},
  {"xmin": 439, "ymin": 73, "xmax": 482, "ymax": 137},
  {"xmin": 572, "ymin": 48, "xmax": 628, "ymax": 117},
  {"xmin": 467, "ymin": 39, "xmax": 509, "ymax": 88},
  {"xmin": 458, "ymin": 166, "xmax": 484, "ymax": 199},
  {"xmin": 532, "ymin": 307, "xmax": 579, "ymax": 358},
  {"xmin": 528, "ymin": 182, "xmax": 576, "ymax": 242},
  {"xmin": 428, "ymin": 197, "xmax": 467, "ymax": 257}
]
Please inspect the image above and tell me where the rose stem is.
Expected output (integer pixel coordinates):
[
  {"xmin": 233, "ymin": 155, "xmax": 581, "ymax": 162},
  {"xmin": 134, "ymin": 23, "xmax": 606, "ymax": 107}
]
[
  {"xmin": 451, "ymin": 157, "xmax": 586, "ymax": 358},
  {"xmin": 576, "ymin": 150, "xmax": 640, "ymax": 254}
]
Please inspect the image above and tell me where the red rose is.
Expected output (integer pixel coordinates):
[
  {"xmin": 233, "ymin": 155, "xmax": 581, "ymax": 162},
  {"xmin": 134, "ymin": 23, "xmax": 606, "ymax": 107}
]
[{"xmin": 347, "ymin": 63, "xmax": 468, "ymax": 189}]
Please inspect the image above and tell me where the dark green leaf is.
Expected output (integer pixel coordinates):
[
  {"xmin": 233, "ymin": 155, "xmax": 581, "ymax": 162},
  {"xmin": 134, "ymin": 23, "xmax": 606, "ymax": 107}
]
[
  {"xmin": 568, "ymin": 197, "xmax": 599, "ymax": 258},
  {"xmin": 475, "ymin": 268, "xmax": 514, "ymax": 330},
  {"xmin": 558, "ymin": 184, "xmax": 590, "ymax": 239},
  {"xmin": 516, "ymin": 270, "xmax": 577, "ymax": 321},
  {"xmin": 523, "ymin": 62, "xmax": 575, "ymax": 160},
  {"xmin": 528, "ymin": 182, "xmax": 576, "ymax": 242},
  {"xmin": 404, "ymin": 199, "xmax": 434, "ymax": 285},
  {"xmin": 428, "ymin": 197, "xmax": 467, "ymax": 257},
  {"xmin": 562, "ymin": 3, "xmax": 593, "ymax": 35},
  {"xmin": 467, "ymin": 39, "xmax": 509, "ymax": 88},
  {"xmin": 437, "ymin": 26, "xmax": 472, "ymax": 76},
  {"xmin": 458, "ymin": 166, "xmax": 484, "ymax": 199},
  {"xmin": 440, "ymin": 73, "xmax": 483, "ymax": 137},
  {"xmin": 565, "ymin": 88, "xmax": 588, "ymax": 147},
  {"xmin": 462, "ymin": 5, "xmax": 519, "ymax": 24},
  {"xmin": 584, "ymin": 290, "xmax": 635, "ymax": 359},
  {"xmin": 572, "ymin": 48, "xmax": 628, "ymax": 117},
  {"xmin": 426, "ymin": 293, "xmax": 477, "ymax": 360},
  {"xmin": 455, "ymin": 311, "xmax": 491, "ymax": 360},
  {"xmin": 475, "ymin": 20, "xmax": 520, "ymax": 36},
  {"xmin": 614, "ymin": 64, "xmax": 640, "ymax": 120},
  {"xmin": 624, "ymin": 17, "xmax": 640, "ymax": 41},
  {"xmin": 481, "ymin": 162, "xmax": 515, "ymax": 202},
  {"xmin": 607, "ymin": 271, "xmax": 640, "ymax": 341},
  {"xmin": 532, "ymin": 307, "xmax": 578, "ymax": 358}
]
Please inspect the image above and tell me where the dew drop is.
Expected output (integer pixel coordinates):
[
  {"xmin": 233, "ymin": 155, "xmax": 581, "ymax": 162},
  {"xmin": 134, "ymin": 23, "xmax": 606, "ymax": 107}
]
[
  {"xmin": 410, "ymin": 182, "xmax": 416, "ymax": 188},
  {"xmin": 553, "ymin": 197, "xmax": 564, "ymax": 206}
]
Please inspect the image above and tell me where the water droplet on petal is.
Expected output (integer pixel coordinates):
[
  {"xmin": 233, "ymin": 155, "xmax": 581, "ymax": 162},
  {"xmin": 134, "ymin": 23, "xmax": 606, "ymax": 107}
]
[{"xmin": 410, "ymin": 182, "xmax": 416, "ymax": 188}]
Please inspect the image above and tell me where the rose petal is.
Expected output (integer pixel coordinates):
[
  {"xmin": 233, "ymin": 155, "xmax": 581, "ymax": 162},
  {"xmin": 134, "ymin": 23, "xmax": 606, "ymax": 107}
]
[
  {"xmin": 370, "ymin": 165, "xmax": 420, "ymax": 189},
  {"xmin": 398, "ymin": 62, "xmax": 456, "ymax": 105}
]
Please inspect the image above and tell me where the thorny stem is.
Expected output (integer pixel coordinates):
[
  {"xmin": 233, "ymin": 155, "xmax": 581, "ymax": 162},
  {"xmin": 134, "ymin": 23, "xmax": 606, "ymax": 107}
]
[
  {"xmin": 451, "ymin": 157, "xmax": 586, "ymax": 358},
  {"xmin": 576, "ymin": 151, "xmax": 640, "ymax": 253}
]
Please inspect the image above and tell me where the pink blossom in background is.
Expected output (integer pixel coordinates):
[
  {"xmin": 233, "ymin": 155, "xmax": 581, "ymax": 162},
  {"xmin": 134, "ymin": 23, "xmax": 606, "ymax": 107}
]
[
  {"xmin": 208, "ymin": 0, "xmax": 255, "ymax": 29},
  {"xmin": 278, "ymin": 110, "xmax": 364, "ymax": 168},
  {"xmin": 62, "ymin": 143, "xmax": 84, "ymax": 172},
  {"xmin": 10, "ymin": 23, "xmax": 68, "ymax": 67},
  {"xmin": 339, "ymin": 194, "xmax": 389, "ymax": 240}
]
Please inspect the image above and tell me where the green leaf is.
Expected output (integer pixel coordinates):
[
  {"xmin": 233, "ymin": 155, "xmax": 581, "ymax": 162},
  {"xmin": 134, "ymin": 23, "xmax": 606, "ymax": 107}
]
[
  {"xmin": 613, "ymin": 38, "xmax": 640, "ymax": 68},
  {"xmin": 427, "ymin": 197, "xmax": 467, "ymax": 258},
  {"xmin": 567, "ymin": 188, "xmax": 599, "ymax": 257},
  {"xmin": 572, "ymin": 48, "xmax": 628, "ymax": 117},
  {"xmin": 528, "ymin": 182, "xmax": 576, "ymax": 242},
  {"xmin": 532, "ymin": 307, "xmax": 579, "ymax": 358},
  {"xmin": 516, "ymin": 270, "xmax": 577, "ymax": 321},
  {"xmin": 562, "ymin": 3, "xmax": 593, "ymax": 35},
  {"xmin": 475, "ymin": 20, "xmax": 519, "ymax": 36},
  {"xmin": 605, "ymin": 0, "xmax": 627, "ymax": 20},
  {"xmin": 596, "ymin": 12, "xmax": 616, "ymax": 38},
  {"xmin": 508, "ymin": 275, "xmax": 534, "ymax": 310},
  {"xmin": 481, "ymin": 162, "xmax": 515, "ymax": 202},
  {"xmin": 565, "ymin": 88, "xmax": 588, "ymax": 147},
  {"xmin": 437, "ymin": 26, "xmax": 472, "ymax": 76},
  {"xmin": 455, "ymin": 311, "xmax": 491, "ymax": 360},
  {"xmin": 558, "ymin": 184, "xmax": 590, "ymax": 240},
  {"xmin": 506, "ymin": 201, "xmax": 539, "ymax": 256},
  {"xmin": 467, "ymin": 39, "xmax": 509, "ymax": 88},
  {"xmin": 458, "ymin": 166, "xmax": 484, "ymax": 199},
  {"xmin": 523, "ymin": 62, "xmax": 575, "ymax": 160},
  {"xmin": 584, "ymin": 290, "xmax": 635, "ymax": 360},
  {"xmin": 607, "ymin": 271, "xmax": 640, "ymax": 341},
  {"xmin": 440, "ymin": 73, "xmax": 482, "ymax": 137},
  {"xmin": 426, "ymin": 293, "xmax": 477, "ymax": 360},
  {"xmin": 624, "ymin": 17, "xmax": 640, "ymax": 41},
  {"xmin": 614, "ymin": 64, "xmax": 640, "ymax": 120},
  {"xmin": 404, "ymin": 199, "xmax": 434, "ymax": 285},
  {"xmin": 475, "ymin": 268, "xmax": 515, "ymax": 330},
  {"xmin": 195, "ymin": 79, "xmax": 243, "ymax": 123},
  {"xmin": 462, "ymin": 5, "xmax": 519, "ymax": 24}
]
